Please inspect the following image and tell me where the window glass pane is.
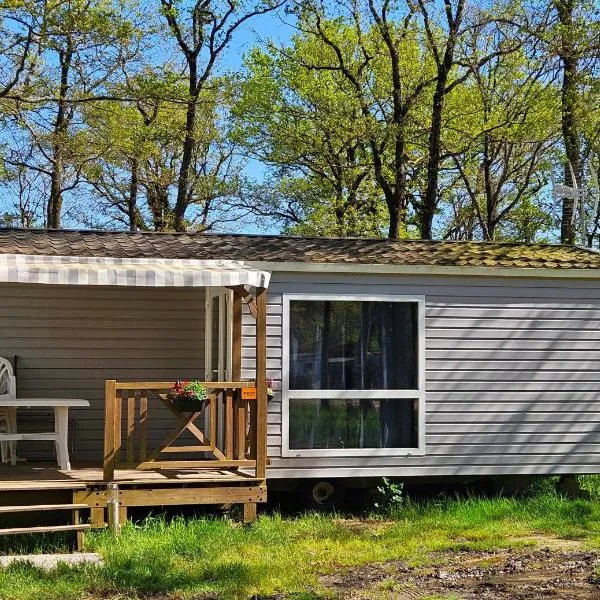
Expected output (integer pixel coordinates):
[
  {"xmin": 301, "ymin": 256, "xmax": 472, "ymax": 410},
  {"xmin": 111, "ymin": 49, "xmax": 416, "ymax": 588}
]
[
  {"xmin": 289, "ymin": 300, "xmax": 418, "ymax": 390},
  {"xmin": 289, "ymin": 398, "xmax": 418, "ymax": 449}
]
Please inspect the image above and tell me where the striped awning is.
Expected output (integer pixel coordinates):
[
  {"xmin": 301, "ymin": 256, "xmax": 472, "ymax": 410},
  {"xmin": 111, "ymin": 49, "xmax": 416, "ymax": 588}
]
[{"xmin": 0, "ymin": 254, "xmax": 271, "ymax": 288}]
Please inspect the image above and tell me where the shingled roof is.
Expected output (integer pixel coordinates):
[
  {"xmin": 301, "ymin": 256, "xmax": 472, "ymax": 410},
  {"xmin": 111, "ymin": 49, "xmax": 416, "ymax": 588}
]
[{"xmin": 1, "ymin": 228, "xmax": 600, "ymax": 270}]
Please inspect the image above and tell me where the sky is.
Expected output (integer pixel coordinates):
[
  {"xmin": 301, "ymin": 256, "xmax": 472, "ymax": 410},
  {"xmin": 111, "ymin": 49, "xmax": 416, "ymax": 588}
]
[{"xmin": 221, "ymin": 9, "xmax": 295, "ymax": 71}]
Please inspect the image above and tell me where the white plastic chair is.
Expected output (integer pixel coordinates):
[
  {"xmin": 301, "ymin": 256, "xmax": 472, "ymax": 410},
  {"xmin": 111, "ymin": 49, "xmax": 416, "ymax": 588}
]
[{"xmin": 0, "ymin": 357, "xmax": 17, "ymax": 465}]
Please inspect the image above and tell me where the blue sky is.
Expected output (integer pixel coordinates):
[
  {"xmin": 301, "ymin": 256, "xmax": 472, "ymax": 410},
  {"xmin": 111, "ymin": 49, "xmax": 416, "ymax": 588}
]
[{"xmin": 221, "ymin": 9, "xmax": 294, "ymax": 72}]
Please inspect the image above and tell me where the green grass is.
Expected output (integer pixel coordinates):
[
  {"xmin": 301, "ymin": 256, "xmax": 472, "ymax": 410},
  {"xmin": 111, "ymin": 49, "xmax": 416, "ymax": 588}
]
[{"xmin": 1, "ymin": 490, "xmax": 600, "ymax": 600}]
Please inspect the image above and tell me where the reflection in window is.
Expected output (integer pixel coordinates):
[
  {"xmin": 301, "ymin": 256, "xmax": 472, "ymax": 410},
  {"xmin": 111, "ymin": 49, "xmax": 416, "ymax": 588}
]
[
  {"xmin": 289, "ymin": 300, "xmax": 418, "ymax": 390},
  {"xmin": 289, "ymin": 398, "xmax": 418, "ymax": 449}
]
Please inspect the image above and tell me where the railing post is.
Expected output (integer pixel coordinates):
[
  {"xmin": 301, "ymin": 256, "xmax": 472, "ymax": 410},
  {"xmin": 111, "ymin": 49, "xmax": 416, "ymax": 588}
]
[
  {"xmin": 103, "ymin": 379, "xmax": 117, "ymax": 482},
  {"xmin": 106, "ymin": 483, "xmax": 120, "ymax": 534},
  {"xmin": 255, "ymin": 287, "xmax": 267, "ymax": 479}
]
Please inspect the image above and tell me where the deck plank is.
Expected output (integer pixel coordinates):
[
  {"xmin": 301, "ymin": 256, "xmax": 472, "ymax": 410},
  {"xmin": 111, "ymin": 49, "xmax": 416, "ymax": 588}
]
[
  {"xmin": 0, "ymin": 462, "xmax": 263, "ymax": 490},
  {"xmin": 0, "ymin": 524, "xmax": 91, "ymax": 535}
]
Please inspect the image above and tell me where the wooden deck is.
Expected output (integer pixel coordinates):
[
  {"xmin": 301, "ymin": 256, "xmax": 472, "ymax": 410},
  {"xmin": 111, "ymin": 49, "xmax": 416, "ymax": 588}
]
[
  {"xmin": 0, "ymin": 462, "xmax": 264, "ymax": 490},
  {"xmin": 0, "ymin": 286, "xmax": 269, "ymax": 533},
  {"xmin": 0, "ymin": 462, "xmax": 267, "ymax": 526}
]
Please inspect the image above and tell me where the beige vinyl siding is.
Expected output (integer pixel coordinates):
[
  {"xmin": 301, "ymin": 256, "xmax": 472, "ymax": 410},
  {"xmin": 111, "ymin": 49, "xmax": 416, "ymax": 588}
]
[
  {"xmin": 0, "ymin": 283, "xmax": 205, "ymax": 462},
  {"xmin": 245, "ymin": 272, "xmax": 600, "ymax": 478},
  {"xmin": 5, "ymin": 269, "xmax": 600, "ymax": 479}
]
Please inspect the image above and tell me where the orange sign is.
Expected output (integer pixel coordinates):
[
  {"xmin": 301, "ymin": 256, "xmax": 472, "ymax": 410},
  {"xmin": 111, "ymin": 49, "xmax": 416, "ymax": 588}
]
[{"xmin": 241, "ymin": 387, "xmax": 257, "ymax": 400}]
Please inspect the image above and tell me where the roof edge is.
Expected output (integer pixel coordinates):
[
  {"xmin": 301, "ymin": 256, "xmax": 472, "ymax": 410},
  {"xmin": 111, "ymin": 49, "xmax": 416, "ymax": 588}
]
[
  {"xmin": 1, "ymin": 226, "xmax": 597, "ymax": 254},
  {"xmin": 246, "ymin": 261, "xmax": 600, "ymax": 279}
]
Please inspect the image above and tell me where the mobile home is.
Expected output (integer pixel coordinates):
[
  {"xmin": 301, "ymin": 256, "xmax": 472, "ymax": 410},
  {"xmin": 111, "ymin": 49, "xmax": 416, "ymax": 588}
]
[{"xmin": 1, "ymin": 228, "xmax": 599, "ymax": 528}]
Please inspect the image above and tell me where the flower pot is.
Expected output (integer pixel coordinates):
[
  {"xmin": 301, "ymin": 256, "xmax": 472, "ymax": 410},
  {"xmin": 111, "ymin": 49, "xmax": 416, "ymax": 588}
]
[{"xmin": 171, "ymin": 395, "xmax": 207, "ymax": 413}]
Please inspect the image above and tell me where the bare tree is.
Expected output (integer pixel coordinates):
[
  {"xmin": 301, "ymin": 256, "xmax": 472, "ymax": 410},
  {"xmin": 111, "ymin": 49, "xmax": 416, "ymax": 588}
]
[
  {"xmin": 0, "ymin": 1, "xmax": 38, "ymax": 99},
  {"xmin": 159, "ymin": 0, "xmax": 285, "ymax": 231}
]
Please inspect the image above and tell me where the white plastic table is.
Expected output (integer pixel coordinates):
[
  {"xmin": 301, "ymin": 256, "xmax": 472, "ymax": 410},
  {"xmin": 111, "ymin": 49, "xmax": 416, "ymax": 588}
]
[{"xmin": 0, "ymin": 399, "xmax": 90, "ymax": 470}]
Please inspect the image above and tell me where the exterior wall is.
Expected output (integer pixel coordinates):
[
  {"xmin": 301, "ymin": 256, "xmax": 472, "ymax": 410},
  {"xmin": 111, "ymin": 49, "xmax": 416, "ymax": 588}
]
[
  {"xmin": 241, "ymin": 271, "xmax": 600, "ymax": 478},
  {"xmin": 4, "ymin": 271, "xmax": 600, "ymax": 478},
  {"xmin": 0, "ymin": 283, "xmax": 205, "ymax": 462}
]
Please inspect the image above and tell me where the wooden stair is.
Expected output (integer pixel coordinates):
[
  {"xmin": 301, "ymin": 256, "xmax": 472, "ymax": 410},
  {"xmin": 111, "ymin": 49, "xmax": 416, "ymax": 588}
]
[
  {"xmin": 0, "ymin": 503, "xmax": 92, "ymax": 550},
  {"xmin": 0, "ymin": 503, "xmax": 89, "ymax": 513}
]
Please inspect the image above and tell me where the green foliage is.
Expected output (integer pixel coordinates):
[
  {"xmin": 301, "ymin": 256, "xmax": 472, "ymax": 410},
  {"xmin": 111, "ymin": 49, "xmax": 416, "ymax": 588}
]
[
  {"xmin": 233, "ymin": 1, "xmax": 585, "ymax": 241},
  {"xmin": 233, "ymin": 24, "xmax": 392, "ymax": 236},
  {"xmin": 577, "ymin": 475, "xmax": 600, "ymax": 501},
  {"xmin": 2, "ymin": 492, "xmax": 600, "ymax": 599},
  {"xmin": 522, "ymin": 476, "xmax": 561, "ymax": 496},
  {"xmin": 439, "ymin": 30, "xmax": 561, "ymax": 240},
  {"xmin": 373, "ymin": 477, "xmax": 404, "ymax": 514},
  {"xmin": 0, "ymin": 0, "xmax": 597, "ymax": 238},
  {"xmin": 80, "ymin": 73, "xmax": 244, "ymax": 231}
]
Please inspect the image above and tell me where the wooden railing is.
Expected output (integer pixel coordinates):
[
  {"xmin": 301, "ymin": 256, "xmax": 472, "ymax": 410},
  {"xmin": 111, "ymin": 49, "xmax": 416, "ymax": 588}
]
[{"xmin": 103, "ymin": 380, "xmax": 266, "ymax": 482}]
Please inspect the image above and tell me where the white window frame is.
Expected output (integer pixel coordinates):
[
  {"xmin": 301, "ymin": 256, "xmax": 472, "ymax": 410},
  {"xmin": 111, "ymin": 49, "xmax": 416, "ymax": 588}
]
[{"xmin": 281, "ymin": 293, "xmax": 426, "ymax": 458}]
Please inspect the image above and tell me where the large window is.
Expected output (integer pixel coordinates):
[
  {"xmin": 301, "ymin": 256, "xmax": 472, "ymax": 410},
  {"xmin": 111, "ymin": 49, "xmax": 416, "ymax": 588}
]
[{"xmin": 282, "ymin": 294, "xmax": 425, "ymax": 457}]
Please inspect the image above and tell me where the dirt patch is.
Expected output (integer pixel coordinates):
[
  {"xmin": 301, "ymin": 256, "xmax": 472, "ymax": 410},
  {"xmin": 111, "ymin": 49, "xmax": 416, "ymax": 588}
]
[
  {"xmin": 322, "ymin": 548, "xmax": 600, "ymax": 599},
  {"xmin": 511, "ymin": 534, "xmax": 588, "ymax": 551}
]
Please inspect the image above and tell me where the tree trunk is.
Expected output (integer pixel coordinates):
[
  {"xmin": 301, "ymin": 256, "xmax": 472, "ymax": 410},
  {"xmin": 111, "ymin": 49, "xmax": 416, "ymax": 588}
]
[
  {"xmin": 387, "ymin": 199, "xmax": 405, "ymax": 239},
  {"xmin": 483, "ymin": 132, "xmax": 495, "ymax": 240},
  {"xmin": 48, "ymin": 149, "xmax": 63, "ymax": 229},
  {"xmin": 333, "ymin": 178, "xmax": 346, "ymax": 233},
  {"xmin": 388, "ymin": 124, "xmax": 408, "ymax": 239},
  {"xmin": 370, "ymin": 136, "xmax": 407, "ymax": 239},
  {"xmin": 556, "ymin": 0, "xmax": 581, "ymax": 245},
  {"xmin": 47, "ymin": 39, "xmax": 73, "ymax": 229},
  {"xmin": 420, "ymin": 78, "xmax": 446, "ymax": 239},
  {"xmin": 147, "ymin": 183, "xmax": 171, "ymax": 231},
  {"xmin": 174, "ymin": 56, "xmax": 198, "ymax": 232},
  {"xmin": 375, "ymin": 16, "xmax": 409, "ymax": 240},
  {"xmin": 419, "ymin": 0, "xmax": 464, "ymax": 240},
  {"xmin": 386, "ymin": 172, "xmax": 407, "ymax": 239},
  {"xmin": 128, "ymin": 157, "xmax": 139, "ymax": 231}
]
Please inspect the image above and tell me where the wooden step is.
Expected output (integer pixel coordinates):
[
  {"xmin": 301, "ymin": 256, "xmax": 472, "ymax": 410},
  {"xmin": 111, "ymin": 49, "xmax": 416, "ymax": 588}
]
[
  {"xmin": 0, "ymin": 504, "xmax": 89, "ymax": 514},
  {"xmin": 0, "ymin": 524, "xmax": 91, "ymax": 535},
  {"xmin": 1, "ymin": 481, "xmax": 87, "ymax": 491}
]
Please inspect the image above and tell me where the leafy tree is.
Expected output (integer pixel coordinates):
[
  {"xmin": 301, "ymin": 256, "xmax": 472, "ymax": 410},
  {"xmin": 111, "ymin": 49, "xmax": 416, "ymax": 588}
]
[
  {"xmin": 3, "ymin": 0, "xmax": 141, "ymax": 228},
  {"xmin": 444, "ymin": 32, "xmax": 560, "ymax": 240},
  {"xmin": 515, "ymin": 0, "xmax": 600, "ymax": 243},
  {"xmin": 416, "ymin": 0, "xmax": 467, "ymax": 239},
  {"xmin": 289, "ymin": 0, "xmax": 440, "ymax": 238},
  {"xmin": 0, "ymin": 0, "xmax": 38, "ymax": 100},
  {"xmin": 233, "ymin": 35, "xmax": 385, "ymax": 236},
  {"xmin": 83, "ymin": 72, "xmax": 245, "ymax": 231}
]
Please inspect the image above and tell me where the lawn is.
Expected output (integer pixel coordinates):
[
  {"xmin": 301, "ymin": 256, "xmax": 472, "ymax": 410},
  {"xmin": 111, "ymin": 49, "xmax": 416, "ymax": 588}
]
[{"xmin": 1, "ymin": 483, "xmax": 600, "ymax": 600}]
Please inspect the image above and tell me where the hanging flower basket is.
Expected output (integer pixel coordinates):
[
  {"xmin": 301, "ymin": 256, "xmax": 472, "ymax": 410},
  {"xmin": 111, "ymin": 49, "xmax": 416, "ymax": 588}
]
[{"xmin": 167, "ymin": 380, "xmax": 208, "ymax": 413}]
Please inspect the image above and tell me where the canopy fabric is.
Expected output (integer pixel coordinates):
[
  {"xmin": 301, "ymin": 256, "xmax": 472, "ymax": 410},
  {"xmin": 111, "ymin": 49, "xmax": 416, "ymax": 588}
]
[{"xmin": 0, "ymin": 254, "xmax": 271, "ymax": 288}]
